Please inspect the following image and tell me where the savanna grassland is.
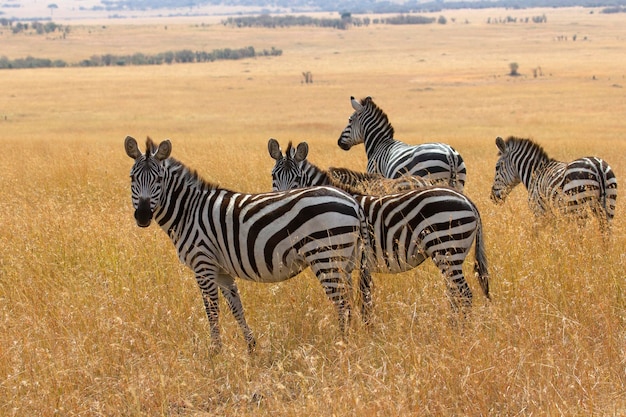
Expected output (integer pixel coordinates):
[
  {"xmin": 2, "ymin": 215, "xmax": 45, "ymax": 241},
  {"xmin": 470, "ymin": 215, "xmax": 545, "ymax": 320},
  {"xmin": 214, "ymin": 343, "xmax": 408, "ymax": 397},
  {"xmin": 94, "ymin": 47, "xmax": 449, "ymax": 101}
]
[{"xmin": 0, "ymin": 7, "xmax": 625, "ymax": 416}]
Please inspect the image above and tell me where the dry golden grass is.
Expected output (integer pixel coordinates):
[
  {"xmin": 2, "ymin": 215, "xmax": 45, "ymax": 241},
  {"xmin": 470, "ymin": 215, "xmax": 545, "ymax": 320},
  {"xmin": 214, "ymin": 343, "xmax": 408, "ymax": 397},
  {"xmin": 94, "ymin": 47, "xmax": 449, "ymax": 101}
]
[{"xmin": 0, "ymin": 7, "xmax": 625, "ymax": 415}]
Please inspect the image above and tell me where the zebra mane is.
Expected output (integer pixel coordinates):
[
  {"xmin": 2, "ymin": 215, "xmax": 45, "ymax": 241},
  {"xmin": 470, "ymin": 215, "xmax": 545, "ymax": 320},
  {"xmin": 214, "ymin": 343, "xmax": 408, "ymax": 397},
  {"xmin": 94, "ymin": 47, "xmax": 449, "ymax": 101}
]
[
  {"xmin": 165, "ymin": 157, "xmax": 223, "ymax": 192},
  {"xmin": 281, "ymin": 145, "xmax": 344, "ymax": 190},
  {"xmin": 504, "ymin": 136, "xmax": 553, "ymax": 162},
  {"xmin": 361, "ymin": 97, "xmax": 395, "ymax": 139},
  {"xmin": 285, "ymin": 141, "xmax": 296, "ymax": 157},
  {"xmin": 145, "ymin": 137, "xmax": 157, "ymax": 156}
]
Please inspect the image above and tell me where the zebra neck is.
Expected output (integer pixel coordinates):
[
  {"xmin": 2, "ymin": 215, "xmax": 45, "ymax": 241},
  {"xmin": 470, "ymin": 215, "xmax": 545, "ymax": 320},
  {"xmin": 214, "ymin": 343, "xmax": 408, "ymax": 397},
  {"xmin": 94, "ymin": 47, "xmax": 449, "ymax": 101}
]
[
  {"xmin": 303, "ymin": 161, "xmax": 332, "ymax": 186},
  {"xmin": 364, "ymin": 132, "xmax": 396, "ymax": 173},
  {"xmin": 519, "ymin": 154, "xmax": 552, "ymax": 189},
  {"xmin": 155, "ymin": 160, "xmax": 217, "ymax": 235}
]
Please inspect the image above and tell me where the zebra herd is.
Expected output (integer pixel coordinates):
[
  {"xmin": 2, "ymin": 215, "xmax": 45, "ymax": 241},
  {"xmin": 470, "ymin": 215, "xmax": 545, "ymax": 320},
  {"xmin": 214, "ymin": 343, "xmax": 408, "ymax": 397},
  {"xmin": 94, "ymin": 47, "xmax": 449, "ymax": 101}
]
[{"xmin": 125, "ymin": 96, "xmax": 618, "ymax": 352}]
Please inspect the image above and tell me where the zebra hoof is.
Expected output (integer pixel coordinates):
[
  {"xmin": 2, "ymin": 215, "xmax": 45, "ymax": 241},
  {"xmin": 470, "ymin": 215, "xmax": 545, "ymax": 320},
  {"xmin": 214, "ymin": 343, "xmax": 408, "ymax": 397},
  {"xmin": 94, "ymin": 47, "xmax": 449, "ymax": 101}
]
[
  {"xmin": 247, "ymin": 338, "xmax": 257, "ymax": 354},
  {"xmin": 208, "ymin": 342, "xmax": 223, "ymax": 356}
]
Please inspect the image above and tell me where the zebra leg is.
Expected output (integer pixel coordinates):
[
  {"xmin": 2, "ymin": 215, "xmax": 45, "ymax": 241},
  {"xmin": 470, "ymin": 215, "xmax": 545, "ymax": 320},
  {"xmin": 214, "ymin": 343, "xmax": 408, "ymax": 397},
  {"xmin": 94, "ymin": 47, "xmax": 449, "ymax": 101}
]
[
  {"xmin": 311, "ymin": 265, "xmax": 352, "ymax": 335},
  {"xmin": 359, "ymin": 265, "xmax": 374, "ymax": 324},
  {"xmin": 196, "ymin": 278, "xmax": 223, "ymax": 353},
  {"xmin": 431, "ymin": 251, "xmax": 473, "ymax": 315},
  {"xmin": 590, "ymin": 201, "xmax": 612, "ymax": 237},
  {"xmin": 214, "ymin": 274, "xmax": 256, "ymax": 353}
]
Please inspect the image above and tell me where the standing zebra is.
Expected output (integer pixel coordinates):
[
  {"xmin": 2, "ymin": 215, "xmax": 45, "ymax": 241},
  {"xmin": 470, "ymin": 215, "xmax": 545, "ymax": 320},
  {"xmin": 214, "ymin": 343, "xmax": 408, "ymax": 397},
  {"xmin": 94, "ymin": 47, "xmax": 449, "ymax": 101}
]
[
  {"xmin": 491, "ymin": 136, "xmax": 618, "ymax": 231},
  {"xmin": 337, "ymin": 96, "xmax": 467, "ymax": 191},
  {"xmin": 125, "ymin": 136, "xmax": 371, "ymax": 352},
  {"xmin": 269, "ymin": 139, "xmax": 490, "ymax": 319}
]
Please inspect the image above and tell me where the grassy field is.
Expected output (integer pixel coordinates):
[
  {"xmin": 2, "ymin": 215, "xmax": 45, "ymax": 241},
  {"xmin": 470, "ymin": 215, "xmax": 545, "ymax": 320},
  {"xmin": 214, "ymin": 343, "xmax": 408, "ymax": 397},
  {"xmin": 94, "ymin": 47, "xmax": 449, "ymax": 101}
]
[{"xmin": 0, "ymin": 7, "xmax": 625, "ymax": 415}]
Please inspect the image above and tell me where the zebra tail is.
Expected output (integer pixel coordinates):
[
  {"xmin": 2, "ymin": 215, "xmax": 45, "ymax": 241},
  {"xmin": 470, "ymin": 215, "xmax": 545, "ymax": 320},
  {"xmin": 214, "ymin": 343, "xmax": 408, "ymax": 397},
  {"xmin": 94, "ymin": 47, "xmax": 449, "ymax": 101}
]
[
  {"xmin": 599, "ymin": 161, "xmax": 617, "ymax": 222},
  {"xmin": 473, "ymin": 210, "xmax": 490, "ymax": 300},
  {"xmin": 356, "ymin": 204, "xmax": 374, "ymax": 323}
]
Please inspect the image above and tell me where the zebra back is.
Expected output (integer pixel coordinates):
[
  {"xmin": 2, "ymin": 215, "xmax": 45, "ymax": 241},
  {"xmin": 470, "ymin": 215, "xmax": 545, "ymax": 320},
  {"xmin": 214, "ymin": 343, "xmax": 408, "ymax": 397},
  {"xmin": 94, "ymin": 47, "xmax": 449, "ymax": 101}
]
[{"xmin": 328, "ymin": 167, "xmax": 432, "ymax": 195}]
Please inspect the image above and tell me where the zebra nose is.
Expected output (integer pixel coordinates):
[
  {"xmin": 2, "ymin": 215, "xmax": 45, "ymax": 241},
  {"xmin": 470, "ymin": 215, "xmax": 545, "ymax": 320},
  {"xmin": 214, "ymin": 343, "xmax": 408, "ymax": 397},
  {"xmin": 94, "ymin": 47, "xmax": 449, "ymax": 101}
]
[
  {"xmin": 134, "ymin": 198, "xmax": 152, "ymax": 227},
  {"xmin": 490, "ymin": 189, "xmax": 503, "ymax": 204},
  {"xmin": 337, "ymin": 137, "xmax": 351, "ymax": 151}
]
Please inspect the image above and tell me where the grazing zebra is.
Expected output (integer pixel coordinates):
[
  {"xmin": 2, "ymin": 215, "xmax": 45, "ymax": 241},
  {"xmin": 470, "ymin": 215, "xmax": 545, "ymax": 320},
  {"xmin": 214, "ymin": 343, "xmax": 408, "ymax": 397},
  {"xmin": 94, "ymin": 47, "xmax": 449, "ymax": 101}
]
[
  {"xmin": 491, "ymin": 136, "xmax": 618, "ymax": 231},
  {"xmin": 125, "ymin": 136, "xmax": 371, "ymax": 352},
  {"xmin": 268, "ymin": 139, "xmax": 490, "ymax": 318},
  {"xmin": 327, "ymin": 167, "xmax": 432, "ymax": 195},
  {"xmin": 337, "ymin": 96, "xmax": 466, "ymax": 191}
]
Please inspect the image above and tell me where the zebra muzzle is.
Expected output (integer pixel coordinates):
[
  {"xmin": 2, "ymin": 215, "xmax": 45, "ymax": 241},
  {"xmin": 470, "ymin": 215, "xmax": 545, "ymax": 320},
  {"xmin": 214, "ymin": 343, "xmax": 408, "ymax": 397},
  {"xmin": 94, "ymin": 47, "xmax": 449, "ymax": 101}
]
[
  {"xmin": 337, "ymin": 138, "xmax": 351, "ymax": 151},
  {"xmin": 490, "ymin": 189, "xmax": 505, "ymax": 204},
  {"xmin": 134, "ymin": 198, "xmax": 153, "ymax": 227}
]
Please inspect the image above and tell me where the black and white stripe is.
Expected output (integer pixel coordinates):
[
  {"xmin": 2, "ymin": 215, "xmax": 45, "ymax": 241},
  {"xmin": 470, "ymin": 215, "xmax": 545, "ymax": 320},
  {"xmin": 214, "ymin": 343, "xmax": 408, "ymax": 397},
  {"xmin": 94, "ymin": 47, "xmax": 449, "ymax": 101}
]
[
  {"xmin": 491, "ymin": 136, "xmax": 618, "ymax": 230},
  {"xmin": 337, "ymin": 96, "xmax": 466, "ymax": 191},
  {"xmin": 125, "ymin": 136, "xmax": 370, "ymax": 352},
  {"xmin": 269, "ymin": 139, "xmax": 490, "ymax": 318}
]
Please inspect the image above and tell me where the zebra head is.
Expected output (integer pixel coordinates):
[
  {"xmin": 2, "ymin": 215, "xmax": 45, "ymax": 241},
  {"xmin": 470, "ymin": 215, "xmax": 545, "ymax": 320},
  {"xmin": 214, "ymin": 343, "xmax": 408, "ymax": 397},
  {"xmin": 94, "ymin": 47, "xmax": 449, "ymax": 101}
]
[
  {"xmin": 124, "ymin": 136, "xmax": 171, "ymax": 227},
  {"xmin": 490, "ymin": 136, "xmax": 521, "ymax": 204},
  {"xmin": 268, "ymin": 138, "xmax": 308, "ymax": 191},
  {"xmin": 337, "ymin": 96, "xmax": 367, "ymax": 150}
]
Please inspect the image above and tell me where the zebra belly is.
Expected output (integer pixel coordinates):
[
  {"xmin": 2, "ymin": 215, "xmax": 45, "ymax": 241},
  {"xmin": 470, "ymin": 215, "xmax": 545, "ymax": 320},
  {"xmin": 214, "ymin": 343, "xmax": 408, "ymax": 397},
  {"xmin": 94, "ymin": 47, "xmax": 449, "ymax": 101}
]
[{"xmin": 371, "ymin": 250, "xmax": 427, "ymax": 274}]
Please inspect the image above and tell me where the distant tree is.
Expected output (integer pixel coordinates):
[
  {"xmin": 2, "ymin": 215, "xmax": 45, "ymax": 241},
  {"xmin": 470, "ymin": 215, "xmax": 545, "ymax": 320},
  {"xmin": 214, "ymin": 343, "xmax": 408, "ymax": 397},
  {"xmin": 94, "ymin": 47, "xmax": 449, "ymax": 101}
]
[
  {"xmin": 509, "ymin": 62, "xmax": 520, "ymax": 76},
  {"xmin": 48, "ymin": 4, "xmax": 58, "ymax": 17}
]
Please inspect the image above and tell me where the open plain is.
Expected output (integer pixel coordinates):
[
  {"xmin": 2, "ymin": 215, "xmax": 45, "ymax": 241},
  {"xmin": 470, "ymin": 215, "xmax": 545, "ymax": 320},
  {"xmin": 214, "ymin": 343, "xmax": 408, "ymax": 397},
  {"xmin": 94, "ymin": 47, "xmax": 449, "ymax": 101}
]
[{"xmin": 0, "ymin": 6, "xmax": 625, "ymax": 415}]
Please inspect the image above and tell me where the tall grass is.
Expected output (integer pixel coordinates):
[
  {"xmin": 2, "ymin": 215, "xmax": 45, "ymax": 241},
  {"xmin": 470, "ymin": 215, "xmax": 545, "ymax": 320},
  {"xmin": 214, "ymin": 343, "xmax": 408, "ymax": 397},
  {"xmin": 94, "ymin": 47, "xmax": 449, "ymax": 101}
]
[{"xmin": 0, "ymin": 7, "xmax": 625, "ymax": 415}]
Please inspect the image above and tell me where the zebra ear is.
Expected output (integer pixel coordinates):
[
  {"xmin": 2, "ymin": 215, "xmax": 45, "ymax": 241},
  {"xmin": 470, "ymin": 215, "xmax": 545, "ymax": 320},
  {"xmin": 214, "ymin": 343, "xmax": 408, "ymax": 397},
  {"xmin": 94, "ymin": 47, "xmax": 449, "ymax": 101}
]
[
  {"xmin": 351, "ymin": 96, "xmax": 363, "ymax": 112},
  {"xmin": 294, "ymin": 142, "xmax": 309, "ymax": 162},
  {"xmin": 268, "ymin": 138, "xmax": 283, "ymax": 160},
  {"xmin": 154, "ymin": 139, "xmax": 172, "ymax": 161},
  {"xmin": 495, "ymin": 136, "xmax": 506, "ymax": 153},
  {"xmin": 125, "ymin": 136, "xmax": 142, "ymax": 159}
]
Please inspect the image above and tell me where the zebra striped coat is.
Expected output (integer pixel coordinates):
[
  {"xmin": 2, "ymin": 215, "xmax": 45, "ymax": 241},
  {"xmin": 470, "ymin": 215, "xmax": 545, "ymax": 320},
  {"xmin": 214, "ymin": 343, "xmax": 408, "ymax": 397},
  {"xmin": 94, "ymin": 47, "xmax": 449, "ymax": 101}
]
[
  {"xmin": 125, "ymin": 136, "xmax": 371, "ymax": 352},
  {"xmin": 337, "ymin": 96, "xmax": 466, "ymax": 191},
  {"xmin": 269, "ymin": 139, "xmax": 490, "ymax": 318},
  {"xmin": 491, "ymin": 136, "xmax": 618, "ymax": 230}
]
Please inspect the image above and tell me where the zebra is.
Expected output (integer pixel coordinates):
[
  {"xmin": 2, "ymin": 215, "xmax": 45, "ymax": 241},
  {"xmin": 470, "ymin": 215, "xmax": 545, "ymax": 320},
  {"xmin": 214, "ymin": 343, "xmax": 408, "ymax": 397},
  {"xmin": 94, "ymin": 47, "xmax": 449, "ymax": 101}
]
[
  {"xmin": 337, "ymin": 96, "xmax": 467, "ymax": 191},
  {"xmin": 125, "ymin": 136, "xmax": 372, "ymax": 352},
  {"xmin": 268, "ymin": 138, "xmax": 490, "ymax": 319},
  {"xmin": 491, "ymin": 136, "xmax": 618, "ymax": 231}
]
